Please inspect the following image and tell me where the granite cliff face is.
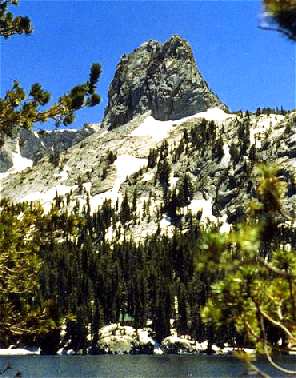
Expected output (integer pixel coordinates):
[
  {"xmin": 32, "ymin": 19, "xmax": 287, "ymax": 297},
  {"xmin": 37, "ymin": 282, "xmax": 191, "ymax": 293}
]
[
  {"xmin": 103, "ymin": 35, "xmax": 225, "ymax": 129},
  {"xmin": 0, "ymin": 125, "xmax": 98, "ymax": 173}
]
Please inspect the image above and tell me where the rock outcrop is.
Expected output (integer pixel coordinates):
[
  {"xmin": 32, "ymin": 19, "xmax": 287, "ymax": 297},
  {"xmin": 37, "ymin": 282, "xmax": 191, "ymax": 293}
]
[
  {"xmin": 103, "ymin": 35, "xmax": 225, "ymax": 129},
  {"xmin": 97, "ymin": 324, "xmax": 155, "ymax": 354},
  {"xmin": 19, "ymin": 125, "xmax": 98, "ymax": 162},
  {"xmin": 0, "ymin": 124, "xmax": 98, "ymax": 173}
]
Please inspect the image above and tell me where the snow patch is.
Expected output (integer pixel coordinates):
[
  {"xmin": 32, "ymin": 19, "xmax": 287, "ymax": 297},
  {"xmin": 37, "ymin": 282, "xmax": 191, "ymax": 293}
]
[
  {"xmin": 188, "ymin": 197, "xmax": 216, "ymax": 223},
  {"xmin": 115, "ymin": 155, "xmax": 146, "ymax": 189},
  {"xmin": 0, "ymin": 138, "xmax": 33, "ymax": 180},
  {"xmin": 219, "ymin": 213, "xmax": 231, "ymax": 233},
  {"xmin": 220, "ymin": 144, "xmax": 231, "ymax": 168},
  {"xmin": 194, "ymin": 107, "xmax": 234, "ymax": 122},
  {"xmin": 46, "ymin": 128, "xmax": 79, "ymax": 133},
  {"xmin": 137, "ymin": 329, "xmax": 153, "ymax": 345},
  {"xmin": 160, "ymin": 215, "xmax": 172, "ymax": 228},
  {"xmin": 131, "ymin": 108, "xmax": 233, "ymax": 143},
  {"xmin": 86, "ymin": 123, "xmax": 102, "ymax": 132},
  {"xmin": 169, "ymin": 175, "xmax": 179, "ymax": 188},
  {"xmin": 83, "ymin": 181, "xmax": 92, "ymax": 194},
  {"xmin": 11, "ymin": 152, "xmax": 33, "ymax": 173},
  {"xmin": 162, "ymin": 335, "xmax": 196, "ymax": 352},
  {"xmin": 142, "ymin": 171, "xmax": 154, "ymax": 182},
  {"xmin": 0, "ymin": 347, "xmax": 40, "ymax": 355},
  {"xmin": 98, "ymin": 324, "xmax": 154, "ymax": 354},
  {"xmin": 104, "ymin": 224, "xmax": 115, "ymax": 243},
  {"xmin": 131, "ymin": 116, "xmax": 175, "ymax": 142},
  {"xmin": 154, "ymin": 347, "xmax": 164, "ymax": 354},
  {"xmin": 188, "ymin": 198, "xmax": 231, "ymax": 232}
]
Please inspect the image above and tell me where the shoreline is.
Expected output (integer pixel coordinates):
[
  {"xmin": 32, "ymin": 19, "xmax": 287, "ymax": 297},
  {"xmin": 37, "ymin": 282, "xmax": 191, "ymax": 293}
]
[{"xmin": 0, "ymin": 347, "xmax": 256, "ymax": 357}]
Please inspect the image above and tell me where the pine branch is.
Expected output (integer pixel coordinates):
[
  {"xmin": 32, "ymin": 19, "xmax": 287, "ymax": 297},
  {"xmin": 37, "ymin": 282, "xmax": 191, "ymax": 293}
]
[
  {"xmin": 257, "ymin": 256, "xmax": 295, "ymax": 278},
  {"xmin": 260, "ymin": 315, "xmax": 296, "ymax": 375},
  {"xmin": 259, "ymin": 306, "xmax": 296, "ymax": 343}
]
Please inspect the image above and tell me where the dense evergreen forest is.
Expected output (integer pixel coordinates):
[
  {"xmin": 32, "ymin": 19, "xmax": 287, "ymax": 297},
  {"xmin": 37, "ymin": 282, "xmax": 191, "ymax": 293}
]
[{"xmin": 1, "ymin": 161, "xmax": 295, "ymax": 357}]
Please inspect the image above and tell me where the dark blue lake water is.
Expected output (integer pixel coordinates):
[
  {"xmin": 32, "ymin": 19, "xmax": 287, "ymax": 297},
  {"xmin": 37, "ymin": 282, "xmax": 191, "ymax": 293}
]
[{"xmin": 0, "ymin": 355, "xmax": 295, "ymax": 378}]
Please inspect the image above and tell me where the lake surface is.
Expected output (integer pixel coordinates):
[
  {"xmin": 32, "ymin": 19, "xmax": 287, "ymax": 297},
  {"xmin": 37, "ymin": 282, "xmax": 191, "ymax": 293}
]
[{"xmin": 0, "ymin": 355, "xmax": 295, "ymax": 378}]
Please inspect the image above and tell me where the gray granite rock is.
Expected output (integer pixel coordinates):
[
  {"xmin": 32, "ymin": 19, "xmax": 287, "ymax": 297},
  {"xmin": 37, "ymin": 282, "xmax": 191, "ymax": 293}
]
[
  {"xmin": 103, "ymin": 35, "xmax": 225, "ymax": 129},
  {"xmin": 0, "ymin": 133, "xmax": 17, "ymax": 172},
  {"xmin": 20, "ymin": 125, "xmax": 99, "ymax": 161},
  {"xmin": 0, "ymin": 149, "xmax": 13, "ymax": 172}
]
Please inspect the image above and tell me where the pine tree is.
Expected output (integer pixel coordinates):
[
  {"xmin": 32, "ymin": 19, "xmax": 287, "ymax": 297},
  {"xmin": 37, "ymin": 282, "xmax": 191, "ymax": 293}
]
[
  {"xmin": 166, "ymin": 189, "xmax": 178, "ymax": 219},
  {"xmin": 106, "ymin": 150, "xmax": 117, "ymax": 165},
  {"xmin": 178, "ymin": 283, "xmax": 189, "ymax": 334},
  {"xmin": 157, "ymin": 158, "xmax": 171, "ymax": 189},
  {"xmin": 120, "ymin": 192, "xmax": 131, "ymax": 225},
  {"xmin": 212, "ymin": 137, "xmax": 224, "ymax": 161},
  {"xmin": 148, "ymin": 148, "xmax": 158, "ymax": 168},
  {"xmin": 177, "ymin": 174, "xmax": 193, "ymax": 207},
  {"xmin": 230, "ymin": 143, "xmax": 240, "ymax": 165},
  {"xmin": 248, "ymin": 144, "xmax": 256, "ymax": 161},
  {"xmin": 0, "ymin": 201, "xmax": 58, "ymax": 346},
  {"xmin": 132, "ymin": 190, "xmax": 137, "ymax": 214},
  {"xmin": 201, "ymin": 164, "xmax": 296, "ymax": 373}
]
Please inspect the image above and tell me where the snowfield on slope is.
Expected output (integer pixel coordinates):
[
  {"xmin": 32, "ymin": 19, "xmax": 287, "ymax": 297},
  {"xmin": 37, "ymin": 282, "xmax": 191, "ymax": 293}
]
[
  {"xmin": 131, "ymin": 116, "xmax": 176, "ymax": 142},
  {"xmin": 195, "ymin": 107, "xmax": 234, "ymax": 122},
  {"xmin": 131, "ymin": 107, "xmax": 233, "ymax": 142}
]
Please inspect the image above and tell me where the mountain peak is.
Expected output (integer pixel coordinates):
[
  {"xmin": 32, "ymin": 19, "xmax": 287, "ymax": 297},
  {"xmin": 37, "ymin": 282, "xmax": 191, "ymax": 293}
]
[
  {"xmin": 103, "ymin": 35, "xmax": 226, "ymax": 129},
  {"xmin": 162, "ymin": 34, "xmax": 193, "ymax": 58}
]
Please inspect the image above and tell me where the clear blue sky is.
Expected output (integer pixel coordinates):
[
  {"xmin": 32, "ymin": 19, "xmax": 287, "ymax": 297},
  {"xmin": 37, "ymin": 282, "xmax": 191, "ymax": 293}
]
[{"xmin": 1, "ymin": 0, "xmax": 295, "ymax": 130}]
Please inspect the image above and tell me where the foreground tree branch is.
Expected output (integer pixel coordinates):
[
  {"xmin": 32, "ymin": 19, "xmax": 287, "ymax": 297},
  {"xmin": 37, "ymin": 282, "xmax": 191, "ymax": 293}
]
[
  {"xmin": 260, "ymin": 315, "xmax": 296, "ymax": 375},
  {"xmin": 0, "ymin": 0, "xmax": 32, "ymax": 38},
  {"xmin": 262, "ymin": 0, "xmax": 296, "ymax": 40},
  {"xmin": 259, "ymin": 306, "xmax": 296, "ymax": 344},
  {"xmin": 257, "ymin": 256, "xmax": 295, "ymax": 278}
]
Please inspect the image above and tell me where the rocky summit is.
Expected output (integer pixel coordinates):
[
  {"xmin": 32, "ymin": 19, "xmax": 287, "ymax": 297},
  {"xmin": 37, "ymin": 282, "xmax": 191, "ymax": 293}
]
[{"xmin": 103, "ymin": 35, "xmax": 224, "ymax": 129}]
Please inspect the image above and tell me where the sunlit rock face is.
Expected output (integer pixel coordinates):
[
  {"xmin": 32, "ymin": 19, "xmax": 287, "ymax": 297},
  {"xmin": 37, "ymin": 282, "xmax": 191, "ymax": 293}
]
[{"xmin": 103, "ymin": 35, "xmax": 225, "ymax": 129}]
